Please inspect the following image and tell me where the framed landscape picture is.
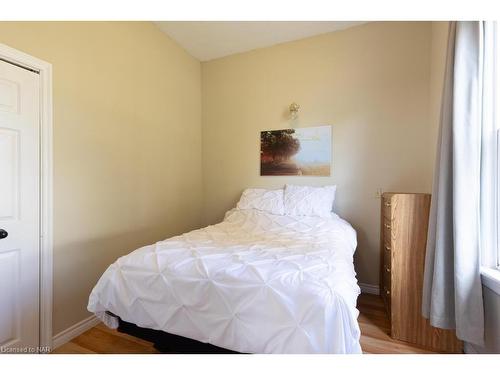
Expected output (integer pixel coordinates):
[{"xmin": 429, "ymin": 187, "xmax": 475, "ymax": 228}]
[{"xmin": 260, "ymin": 125, "xmax": 332, "ymax": 176}]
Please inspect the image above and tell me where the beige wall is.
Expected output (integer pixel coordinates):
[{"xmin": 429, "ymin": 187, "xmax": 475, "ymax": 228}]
[
  {"xmin": 429, "ymin": 22, "xmax": 449, "ymax": 175},
  {"xmin": 202, "ymin": 22, "xmax": 436, "ymax": 286},
  {"xmin": 0, "ymin": 22, "xmax": 202, "ymax": 335}
]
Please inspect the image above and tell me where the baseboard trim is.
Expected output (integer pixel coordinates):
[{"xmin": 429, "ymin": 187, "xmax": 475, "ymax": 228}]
[
  {"xmin": 359, "ymin": 283, "xmax": 380, "ymax": 295},
  {"xmin": 52, "ymin": 315, "xmax": 100, "ymax": 350}
]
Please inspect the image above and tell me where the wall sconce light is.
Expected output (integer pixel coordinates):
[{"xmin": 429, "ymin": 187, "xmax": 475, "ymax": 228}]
[{"xmin": 289, "ymin": 102, "xmax": 300, "ymax": 120}]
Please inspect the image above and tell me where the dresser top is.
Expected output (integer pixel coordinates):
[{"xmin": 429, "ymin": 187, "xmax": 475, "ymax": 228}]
[{"xmin": 382, "ymin": 192, "xmax": 431, "ymax": 197}]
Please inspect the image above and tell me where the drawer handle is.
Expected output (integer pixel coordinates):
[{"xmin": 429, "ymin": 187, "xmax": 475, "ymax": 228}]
[
  {"xmin": 384, "ymin": 223, "xmax": 391, "ymax": 229},
  {"xmin": 384, "ymin": 202, "xmax": 391, "ymax": 207},
  {"xmin": 385, "ymin": 245, "xmax": 391, "ymax": 251},
  {"xmin": 384, "ymin": 288, "xmax": 391, "ymax": 296},
  {"xmin": 385, "ymin": 267, "xmax": 391, "ymax": 273}
]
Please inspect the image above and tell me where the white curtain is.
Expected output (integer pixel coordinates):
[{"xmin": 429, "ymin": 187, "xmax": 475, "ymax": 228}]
[{"xmin": 422, "ymin": 21, "xmax": 498, "ymax": 347}]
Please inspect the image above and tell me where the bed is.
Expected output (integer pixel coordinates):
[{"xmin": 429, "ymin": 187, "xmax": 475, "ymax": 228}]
[{"xmin": 88, "ymin": 186, "xmax": 362, "ymax": 354}]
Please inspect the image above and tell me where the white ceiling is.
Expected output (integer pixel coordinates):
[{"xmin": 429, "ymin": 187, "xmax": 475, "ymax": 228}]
[{"xmin": 154, "ymin": 21, "xmax": 367, "ymax": 61}]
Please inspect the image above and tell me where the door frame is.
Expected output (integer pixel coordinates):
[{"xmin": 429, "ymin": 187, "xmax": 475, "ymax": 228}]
[{"xmin": 0, "ymin": 43, "xmax": 53, "ymax": 350}]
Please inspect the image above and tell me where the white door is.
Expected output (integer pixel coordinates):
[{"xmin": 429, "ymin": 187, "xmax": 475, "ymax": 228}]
[{"xmin": 0, "ymin": 59, "xmax": 40, "ymax": 352}]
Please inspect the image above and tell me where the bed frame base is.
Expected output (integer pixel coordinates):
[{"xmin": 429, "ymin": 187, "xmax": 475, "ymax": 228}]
[{"xmin": 117, "ymin": 317, "xmax": 241, "ymax": 354}]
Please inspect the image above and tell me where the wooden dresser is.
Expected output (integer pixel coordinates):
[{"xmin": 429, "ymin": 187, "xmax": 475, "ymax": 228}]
[{"xmin": 380, "ymin": 192, "xmax": 462, "ymax": 353}]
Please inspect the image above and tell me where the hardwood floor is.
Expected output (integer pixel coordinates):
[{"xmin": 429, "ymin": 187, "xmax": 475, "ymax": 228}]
[
  {"xmin": 52, "ymin": 294, "xmax": 439, "ymax": 354},
  {"xmin": 357, "ymin": 294, "xmax": 437, "ymax": 354}
]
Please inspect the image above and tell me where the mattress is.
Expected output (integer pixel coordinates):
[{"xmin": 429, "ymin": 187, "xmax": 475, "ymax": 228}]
[{"xmin": 87, "ymin": 208, "xmax": 362, "ymax": 354}]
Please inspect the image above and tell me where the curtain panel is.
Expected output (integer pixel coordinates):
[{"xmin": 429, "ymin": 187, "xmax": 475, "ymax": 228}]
[{"xmin": 423, "ymin": 21, "xmax": 498, "ymax": 347}]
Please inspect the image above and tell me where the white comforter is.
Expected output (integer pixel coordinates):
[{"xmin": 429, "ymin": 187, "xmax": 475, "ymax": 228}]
[{"xmin": 87, "ymin": 209, "xmax": 362, "ymax": 354}]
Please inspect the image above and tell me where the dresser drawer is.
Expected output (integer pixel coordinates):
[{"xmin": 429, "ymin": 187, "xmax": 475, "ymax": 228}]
[
  {"xmin": 382, "ymin": 263, "xmax": 391, "ymax": 291},
  {"xmin": 381, "ymin": 237, "xmax": 392, "ymax": 318},
  {"xmin": 382, "ymin": 196, "xmax": 393, "ymax": 219},
  {"xmin": 382, "ymin": 284, "xmax": 391, "ymax": 299},
  {"xmin": 382, "ymin": 260, "xmax": 391, "ymax": 278},
  {"xmin": 382, "ymin": 217, "xmax": 393, "ymax": 242},
  {"xmin": 383, "ymin": 242, "xmax": 392, "ymax": 268},
  {"xmin": 381, "ymin": 285, "xmax": 391, "ymax": 316}
]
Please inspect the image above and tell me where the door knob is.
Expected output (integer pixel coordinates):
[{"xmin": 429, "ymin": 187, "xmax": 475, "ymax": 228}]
[{"xmin": 0, "ymin": 229, "xmax": 8, "ymax": 239}]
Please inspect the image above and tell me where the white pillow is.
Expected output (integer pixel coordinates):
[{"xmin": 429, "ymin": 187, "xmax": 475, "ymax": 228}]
[
  {"xmin": 236, "ymin": 188, "xmax": 285, "ymax": 215},
  {"xmin": 284, "ymin": 184, "xmax": 336, "ymax": 218}
]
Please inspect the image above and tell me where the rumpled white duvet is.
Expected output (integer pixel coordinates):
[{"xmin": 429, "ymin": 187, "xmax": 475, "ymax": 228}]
[{"xmin": 88, "ymin": 209, "xmax": 362, "ymax": 354}]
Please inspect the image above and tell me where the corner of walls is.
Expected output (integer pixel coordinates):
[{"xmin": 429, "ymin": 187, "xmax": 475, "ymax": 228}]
[
  {"xmin": 153, "ymin": 21, "xmax": 205, "ymax": 230},
  {"xmin": 428, "ymin": 21, "xmax": 450, "ymax": 182}
]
